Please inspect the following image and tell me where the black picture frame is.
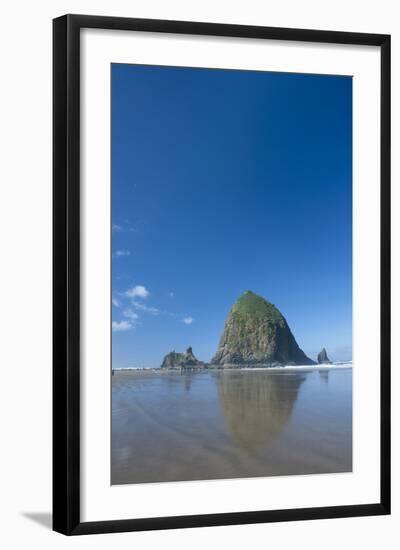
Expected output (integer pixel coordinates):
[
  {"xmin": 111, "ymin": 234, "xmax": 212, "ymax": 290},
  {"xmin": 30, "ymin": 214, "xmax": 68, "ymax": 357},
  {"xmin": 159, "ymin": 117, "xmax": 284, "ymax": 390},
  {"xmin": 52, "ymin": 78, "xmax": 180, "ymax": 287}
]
[{"xmin": 53, "ymin": 14, "xmax": 391, "ymax": 536}]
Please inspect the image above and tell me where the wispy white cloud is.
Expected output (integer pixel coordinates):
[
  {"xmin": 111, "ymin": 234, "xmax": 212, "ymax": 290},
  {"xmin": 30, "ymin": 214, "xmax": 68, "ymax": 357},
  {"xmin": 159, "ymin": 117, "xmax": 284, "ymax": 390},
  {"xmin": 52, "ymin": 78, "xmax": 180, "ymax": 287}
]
[
  {"xmin": 113, "ymin": 249, "xmax": 131, "ymax": 258},
  {"xmin": 183, "ymin": 317, "xmax": 194, "ymax": 325},
  {"xmin": 116, "ymin": 284, "xmax": 181, "ymax": 320},
  {"xmin": 112, "ymin": 223, "xmax": 135, "ymax": 233},
  {"xmin": 131, "ymin": 300, "xmax": 159, "ymax": 315},
  {"xmin": 126, "ymin": 285, "xmax": 149, "ymax": 299},
  {"xmin": 112, "ymin": 320, "xmax": 133, "ymax": 332},
  {"xmin": 123, "ymin": 308, "xmax": 139, "ymax": 321}
]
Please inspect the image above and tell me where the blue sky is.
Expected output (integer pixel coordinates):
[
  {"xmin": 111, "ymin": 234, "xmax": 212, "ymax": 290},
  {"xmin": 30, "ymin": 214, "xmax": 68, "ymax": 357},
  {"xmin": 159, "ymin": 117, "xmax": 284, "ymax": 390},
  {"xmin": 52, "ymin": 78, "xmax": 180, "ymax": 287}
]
[{"xmin": 111, "ymin": 64, "xmax": 352, "ymax": 367}]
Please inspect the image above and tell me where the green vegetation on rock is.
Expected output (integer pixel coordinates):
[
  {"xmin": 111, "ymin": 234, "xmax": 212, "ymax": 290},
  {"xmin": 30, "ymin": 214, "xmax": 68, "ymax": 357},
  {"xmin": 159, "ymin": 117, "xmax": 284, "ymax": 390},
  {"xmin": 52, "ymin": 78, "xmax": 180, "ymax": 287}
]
[{"xmin": 231, "ymin": 290, "xmax": 284, "ymax": 323}]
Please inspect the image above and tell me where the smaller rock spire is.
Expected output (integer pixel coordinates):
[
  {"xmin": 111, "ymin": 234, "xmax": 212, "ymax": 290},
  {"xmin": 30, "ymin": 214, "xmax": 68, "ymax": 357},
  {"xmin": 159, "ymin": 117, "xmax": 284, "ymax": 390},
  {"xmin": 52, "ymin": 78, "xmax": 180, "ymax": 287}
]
[{"xmin": 317, "ymin": 348, "xmax": 332, "ymax": 364}]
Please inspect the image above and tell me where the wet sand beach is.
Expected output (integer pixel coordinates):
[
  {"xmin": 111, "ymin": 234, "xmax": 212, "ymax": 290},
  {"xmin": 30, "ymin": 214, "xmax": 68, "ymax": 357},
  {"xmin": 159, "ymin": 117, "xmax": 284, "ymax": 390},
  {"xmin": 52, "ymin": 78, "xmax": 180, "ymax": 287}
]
[{"xmin": 112, "ymin": 368, "xmax": 352, "ymax": 485}]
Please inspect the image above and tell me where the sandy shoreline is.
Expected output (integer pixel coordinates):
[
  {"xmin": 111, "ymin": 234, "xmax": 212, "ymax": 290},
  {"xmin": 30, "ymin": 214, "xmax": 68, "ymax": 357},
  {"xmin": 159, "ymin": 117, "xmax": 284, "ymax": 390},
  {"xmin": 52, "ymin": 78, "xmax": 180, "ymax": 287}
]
[{"xmin": 112, "ymin": 363, "xmax": 352, "ymax": 376}]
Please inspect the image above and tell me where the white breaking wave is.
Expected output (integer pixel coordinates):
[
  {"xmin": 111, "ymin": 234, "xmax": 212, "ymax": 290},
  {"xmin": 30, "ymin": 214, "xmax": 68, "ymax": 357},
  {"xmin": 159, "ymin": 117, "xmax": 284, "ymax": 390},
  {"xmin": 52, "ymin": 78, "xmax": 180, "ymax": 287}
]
[{"xmin": 242, "ymin": 361, "xmax": 352, "ymax": 372}]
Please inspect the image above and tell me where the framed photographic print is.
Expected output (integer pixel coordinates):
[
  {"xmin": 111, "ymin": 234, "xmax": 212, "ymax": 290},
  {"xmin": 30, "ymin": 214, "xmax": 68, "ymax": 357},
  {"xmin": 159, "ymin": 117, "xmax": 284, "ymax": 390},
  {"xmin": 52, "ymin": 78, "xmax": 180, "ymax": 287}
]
[{"xmin": 53, "ymin": 14, "xmax": 390, "ymax": 535}]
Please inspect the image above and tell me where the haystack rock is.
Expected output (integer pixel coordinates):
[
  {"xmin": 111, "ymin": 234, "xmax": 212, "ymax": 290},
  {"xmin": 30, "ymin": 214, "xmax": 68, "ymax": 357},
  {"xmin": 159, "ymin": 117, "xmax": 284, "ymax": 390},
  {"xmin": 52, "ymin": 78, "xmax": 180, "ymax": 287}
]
[
  {"xmin": 211, "ymin": 290, "xmax": 315, "ymax": 367},
  {"xmin": 160, "ymin": 346, "xmax": 203, "ymax": 369},
  {"xmin": 317, "ymin": 348, "xmax": 332, "ymax": 364}
]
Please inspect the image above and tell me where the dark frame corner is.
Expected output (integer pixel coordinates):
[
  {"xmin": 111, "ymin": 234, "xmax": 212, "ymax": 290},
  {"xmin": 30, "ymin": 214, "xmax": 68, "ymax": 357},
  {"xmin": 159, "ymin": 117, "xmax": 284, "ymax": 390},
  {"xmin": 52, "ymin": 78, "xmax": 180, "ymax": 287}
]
[{"xmin": 53, "ymin": 14, "xmax": 391, "ymax": 536}]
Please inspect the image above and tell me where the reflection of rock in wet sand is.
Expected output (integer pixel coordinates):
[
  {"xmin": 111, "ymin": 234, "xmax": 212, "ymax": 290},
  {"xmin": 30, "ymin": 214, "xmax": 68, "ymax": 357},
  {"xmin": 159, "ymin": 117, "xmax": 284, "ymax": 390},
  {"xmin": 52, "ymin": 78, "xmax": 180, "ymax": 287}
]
[
  {"xmin": 217, "ymin": 372, "xmax": 305, "ymax": 452},
  {"xmin": 183, "ymin": 373, "xmax": 193, "ymax": 392},
  {"xmin": 319, "ymin": 369, "xmax": 330, "ymax": 383}
]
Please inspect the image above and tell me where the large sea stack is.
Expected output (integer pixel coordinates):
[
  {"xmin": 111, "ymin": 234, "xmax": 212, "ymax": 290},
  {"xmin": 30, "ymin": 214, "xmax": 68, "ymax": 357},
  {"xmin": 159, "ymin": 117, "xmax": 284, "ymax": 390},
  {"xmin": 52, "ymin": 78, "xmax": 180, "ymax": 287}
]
[{"xmin": 211, "ymin": 291, "xmax": 315, "ymax": 367}]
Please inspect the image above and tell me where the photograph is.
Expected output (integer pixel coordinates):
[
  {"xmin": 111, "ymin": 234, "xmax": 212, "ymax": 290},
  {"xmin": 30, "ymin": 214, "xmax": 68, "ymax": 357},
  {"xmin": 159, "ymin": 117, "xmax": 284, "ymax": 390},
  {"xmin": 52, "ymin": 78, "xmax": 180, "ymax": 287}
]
[
  {"xmin": 0, "ymin": 1, "xmax": 393, "ymax": 544},
  {"xmin": 111, "ymin": 63, "xmax": 353, "ymax": 485}
]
